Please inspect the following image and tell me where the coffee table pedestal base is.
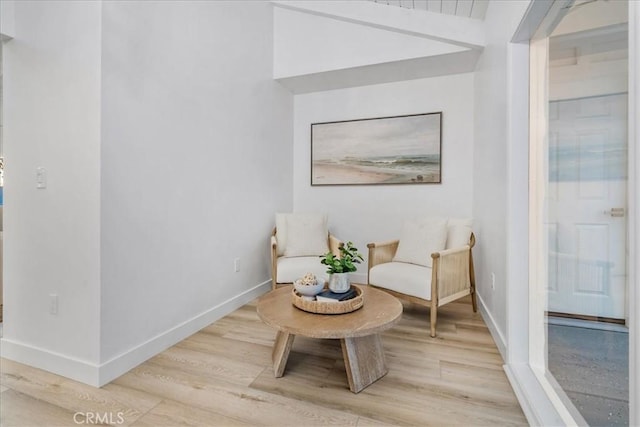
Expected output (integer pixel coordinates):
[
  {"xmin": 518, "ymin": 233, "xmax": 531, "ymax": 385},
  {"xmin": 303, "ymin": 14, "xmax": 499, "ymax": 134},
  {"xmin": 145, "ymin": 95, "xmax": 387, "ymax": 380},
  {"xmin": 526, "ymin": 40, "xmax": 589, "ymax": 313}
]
[
  {"xmin": 271, "ymin": 330, "xmax": 387, "ymax": 393},
  {"xmin": 272, "ymin": 331, "xmax": 295, "ymax": 378},
  {"xmin": 341, "ymin": 334, "xmax": 388, "ymax": 393}
]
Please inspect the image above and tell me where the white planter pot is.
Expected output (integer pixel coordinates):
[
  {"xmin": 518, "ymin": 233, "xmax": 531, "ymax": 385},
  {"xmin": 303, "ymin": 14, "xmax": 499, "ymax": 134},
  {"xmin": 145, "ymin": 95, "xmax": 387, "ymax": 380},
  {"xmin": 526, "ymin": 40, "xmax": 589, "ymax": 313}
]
[{"xmin": 329, "ymin": 273, "xmax": 350, "ymax": 293}]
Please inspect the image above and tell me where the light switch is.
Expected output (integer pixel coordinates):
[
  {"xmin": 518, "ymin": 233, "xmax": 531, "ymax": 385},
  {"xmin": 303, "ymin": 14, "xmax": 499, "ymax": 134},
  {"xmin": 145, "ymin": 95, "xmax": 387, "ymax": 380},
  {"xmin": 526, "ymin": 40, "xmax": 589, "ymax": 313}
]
[{"xmin": 36, "ymin": 167, "xmax": 47, "ymax": 189}]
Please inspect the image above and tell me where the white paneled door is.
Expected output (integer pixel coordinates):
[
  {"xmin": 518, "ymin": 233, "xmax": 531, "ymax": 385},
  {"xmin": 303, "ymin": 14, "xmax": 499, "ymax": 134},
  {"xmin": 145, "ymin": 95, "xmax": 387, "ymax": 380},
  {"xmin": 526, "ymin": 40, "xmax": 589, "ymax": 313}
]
[{"xmin": 547, "ymin": 93, "xmax": 628, "ymax": 319}]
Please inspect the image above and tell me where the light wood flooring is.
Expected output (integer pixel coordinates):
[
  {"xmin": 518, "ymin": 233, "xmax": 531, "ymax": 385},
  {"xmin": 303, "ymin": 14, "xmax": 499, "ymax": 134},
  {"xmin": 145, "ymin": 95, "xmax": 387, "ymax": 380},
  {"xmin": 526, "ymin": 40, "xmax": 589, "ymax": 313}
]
[{"xmin": 1, "ymin": 293, "xmax": 527, "ymax": 426}]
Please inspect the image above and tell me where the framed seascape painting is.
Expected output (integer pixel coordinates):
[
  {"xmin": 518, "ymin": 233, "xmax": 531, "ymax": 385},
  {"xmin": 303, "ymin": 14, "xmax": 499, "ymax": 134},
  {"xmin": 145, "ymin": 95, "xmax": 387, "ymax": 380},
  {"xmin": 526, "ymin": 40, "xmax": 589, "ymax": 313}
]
[{"xmin": 311, "ymin": 112, "xmax": 442, "ymax": 186}]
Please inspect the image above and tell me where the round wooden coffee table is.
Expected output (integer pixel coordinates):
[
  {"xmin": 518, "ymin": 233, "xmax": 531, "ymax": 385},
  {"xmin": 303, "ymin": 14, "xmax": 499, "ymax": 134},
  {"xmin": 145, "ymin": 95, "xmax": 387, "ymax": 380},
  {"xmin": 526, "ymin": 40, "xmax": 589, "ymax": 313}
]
[{"xmin": 256, "ymin": 285, "xmax": 402, "ymax": 393}]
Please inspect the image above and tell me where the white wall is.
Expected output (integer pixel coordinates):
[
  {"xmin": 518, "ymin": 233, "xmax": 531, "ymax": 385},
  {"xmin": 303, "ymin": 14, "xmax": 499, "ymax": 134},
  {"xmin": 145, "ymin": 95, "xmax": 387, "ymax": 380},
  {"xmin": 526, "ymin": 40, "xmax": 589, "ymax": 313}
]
[
  {"xmin": 293, "ymin": 74, "xmax": 474, "ymax": 282},
  {"xmin": 273, "ymin": 2, "xmax": 483, "ymax": 94},
  {"xmin": 472, "ymin": 0, "xmax": 531, "ymax": 353},
  {"xmin": 1, "ymin": 1, "xmax": 102, "ymax": 379},
  {"xmin": 274, "ymin": 6, "xmax": 466, "ymax": 78},
  {"xmin": 99, "ymin": 0, "xmax": 292, "ymax": 370},
  {"xmin": 0, "ymin": 0, "xmax": 16, "ymax": 39},
  {"xmin": 2, "ymin": 0, "xmax": 292, "ymax": 386}
]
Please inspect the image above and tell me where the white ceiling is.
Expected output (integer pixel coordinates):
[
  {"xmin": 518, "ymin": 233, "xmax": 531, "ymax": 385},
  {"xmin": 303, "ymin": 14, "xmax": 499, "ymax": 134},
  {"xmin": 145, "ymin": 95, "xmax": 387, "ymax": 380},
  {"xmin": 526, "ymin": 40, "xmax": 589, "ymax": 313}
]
[{"xmin": 368, "ymin": 0, "xmax": 489, "ymax": 20}]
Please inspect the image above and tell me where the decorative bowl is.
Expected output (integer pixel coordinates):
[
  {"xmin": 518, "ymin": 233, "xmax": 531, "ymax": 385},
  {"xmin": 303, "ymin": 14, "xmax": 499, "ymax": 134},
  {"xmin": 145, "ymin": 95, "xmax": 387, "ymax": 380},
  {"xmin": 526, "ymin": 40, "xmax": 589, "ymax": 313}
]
[{"xmin": 294, "ymin": 279, "xmax": 325, "ymax": 297}]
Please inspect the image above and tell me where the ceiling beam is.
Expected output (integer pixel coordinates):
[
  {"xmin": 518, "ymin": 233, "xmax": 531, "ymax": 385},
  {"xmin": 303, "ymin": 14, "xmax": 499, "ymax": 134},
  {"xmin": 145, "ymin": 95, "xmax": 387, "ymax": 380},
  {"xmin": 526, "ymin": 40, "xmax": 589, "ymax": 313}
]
[
  {"xmin": 271, "ymin": 0, "xmax": 485, "ymax": 50},
  {"xmin": 276, "ymin": 48, "xmax": 482, "ymax": 94}
]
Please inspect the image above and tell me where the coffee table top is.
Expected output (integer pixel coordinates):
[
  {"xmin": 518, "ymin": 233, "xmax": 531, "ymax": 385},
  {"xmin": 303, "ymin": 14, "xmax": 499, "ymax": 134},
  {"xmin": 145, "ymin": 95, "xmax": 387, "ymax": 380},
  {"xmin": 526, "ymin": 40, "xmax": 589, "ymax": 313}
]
[{"xmin": 257, "ymin": 285, "xmax": 403, "ymax": 339}]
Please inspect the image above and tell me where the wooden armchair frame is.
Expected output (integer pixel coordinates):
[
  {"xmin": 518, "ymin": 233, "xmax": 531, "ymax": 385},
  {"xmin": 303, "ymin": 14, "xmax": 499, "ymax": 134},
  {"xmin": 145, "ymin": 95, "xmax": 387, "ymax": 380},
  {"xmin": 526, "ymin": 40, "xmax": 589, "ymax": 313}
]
[
  {"xmin": 271, "ymin": 228, "xmax": 342, "ymax": 290},
  {"xmin": 367, "ymin": 233, "xmax": 477, "ymax": 337}
]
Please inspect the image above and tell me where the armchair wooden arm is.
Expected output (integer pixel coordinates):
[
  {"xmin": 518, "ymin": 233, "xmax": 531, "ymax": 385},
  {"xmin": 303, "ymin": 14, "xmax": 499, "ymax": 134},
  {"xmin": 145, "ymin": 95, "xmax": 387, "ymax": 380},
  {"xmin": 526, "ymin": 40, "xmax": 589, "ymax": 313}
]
[
  {"xmin": 367, "ymin": 240, "xmax": 399, "ymax": 267},
  {"xmin": 431, "ymin": 246, "xmax": 471, "ymax": 305}
]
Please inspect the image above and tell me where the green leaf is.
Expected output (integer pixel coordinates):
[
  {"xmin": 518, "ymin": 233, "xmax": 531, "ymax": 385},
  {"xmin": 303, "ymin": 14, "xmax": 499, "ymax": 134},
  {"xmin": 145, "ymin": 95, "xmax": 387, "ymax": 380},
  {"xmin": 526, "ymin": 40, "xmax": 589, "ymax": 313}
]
[{"xmin": 320, "ymin": 241, "xmax": 363, "ymax": 274}]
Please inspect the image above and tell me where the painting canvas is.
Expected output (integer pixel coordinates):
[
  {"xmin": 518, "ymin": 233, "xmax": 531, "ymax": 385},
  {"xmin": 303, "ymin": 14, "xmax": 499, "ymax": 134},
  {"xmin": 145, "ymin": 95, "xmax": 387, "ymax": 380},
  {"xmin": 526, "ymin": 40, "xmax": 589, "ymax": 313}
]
[{"xmin": 311, "ymin": 112, "xmax": 442, "ymax": 186}]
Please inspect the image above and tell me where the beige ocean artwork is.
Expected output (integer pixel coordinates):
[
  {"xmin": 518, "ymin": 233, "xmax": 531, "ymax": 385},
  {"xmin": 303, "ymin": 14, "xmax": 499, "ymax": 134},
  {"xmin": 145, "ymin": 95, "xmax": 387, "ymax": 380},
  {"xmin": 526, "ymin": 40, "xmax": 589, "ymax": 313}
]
[{"xmin": 311, "ymin": 113, "xmax": 441, "ymax": 185}]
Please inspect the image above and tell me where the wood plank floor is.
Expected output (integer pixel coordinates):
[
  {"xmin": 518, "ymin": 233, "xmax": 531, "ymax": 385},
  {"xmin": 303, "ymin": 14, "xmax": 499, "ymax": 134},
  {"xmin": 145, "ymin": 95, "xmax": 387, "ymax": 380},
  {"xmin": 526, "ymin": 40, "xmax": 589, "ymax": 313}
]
[{"xmin": 1, "ymin": 293, "xmax": 527, "ymax": 426}]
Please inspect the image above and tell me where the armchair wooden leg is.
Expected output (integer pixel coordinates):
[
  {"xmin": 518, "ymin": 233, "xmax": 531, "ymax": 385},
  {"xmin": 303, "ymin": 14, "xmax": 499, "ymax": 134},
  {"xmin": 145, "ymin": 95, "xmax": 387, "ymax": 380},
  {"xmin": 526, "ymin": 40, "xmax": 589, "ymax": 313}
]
[
  {"xmin": 469, "ymin": 247, "xmax": 478, "ymax": 313},
  {"xmin": 430, "ymin": 304, "xmax": 437, "ymax": 338}
]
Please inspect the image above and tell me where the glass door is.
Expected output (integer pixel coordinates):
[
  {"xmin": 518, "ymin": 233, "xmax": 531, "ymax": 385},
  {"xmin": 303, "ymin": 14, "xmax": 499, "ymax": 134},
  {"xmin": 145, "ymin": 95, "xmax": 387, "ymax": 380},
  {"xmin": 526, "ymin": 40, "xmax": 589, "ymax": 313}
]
[{"xmin": 531, "ymin": 1, "xmax": 630, "ymax": 424}]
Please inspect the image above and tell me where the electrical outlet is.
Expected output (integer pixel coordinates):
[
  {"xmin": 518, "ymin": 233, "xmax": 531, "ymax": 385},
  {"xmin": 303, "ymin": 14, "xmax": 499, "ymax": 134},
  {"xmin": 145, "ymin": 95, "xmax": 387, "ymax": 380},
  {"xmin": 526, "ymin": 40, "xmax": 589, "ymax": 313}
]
[
  {"xmin": 49, "ymin": 294, "xmax": 58, "ymax": 315},
  {"xmin": 234, "ymin": 258, "xmax": 240, "ymax": 273},
  {"xmin": 491, "ymin": 273, "xmax": 496, "ymax": 290}
]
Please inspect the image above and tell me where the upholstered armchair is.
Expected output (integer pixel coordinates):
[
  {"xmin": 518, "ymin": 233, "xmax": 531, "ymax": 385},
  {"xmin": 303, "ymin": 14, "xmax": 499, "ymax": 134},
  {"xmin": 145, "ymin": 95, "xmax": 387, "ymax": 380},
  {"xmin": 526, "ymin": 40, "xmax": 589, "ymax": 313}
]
[
  {"xmin": 367, "ymin": 218, "xmax": 477, "ymax": 337},
  {"xmin": 271, "ymin": 213, "xmax": 342, "ymax": 290}
]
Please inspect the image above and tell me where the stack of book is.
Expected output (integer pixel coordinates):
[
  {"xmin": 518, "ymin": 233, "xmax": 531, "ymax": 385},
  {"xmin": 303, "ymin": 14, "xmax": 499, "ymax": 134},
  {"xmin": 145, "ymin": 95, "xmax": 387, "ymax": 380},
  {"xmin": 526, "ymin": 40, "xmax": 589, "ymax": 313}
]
[{"xmin": 315, "ymin": 288, "xmax": 357, "ymax": 303}]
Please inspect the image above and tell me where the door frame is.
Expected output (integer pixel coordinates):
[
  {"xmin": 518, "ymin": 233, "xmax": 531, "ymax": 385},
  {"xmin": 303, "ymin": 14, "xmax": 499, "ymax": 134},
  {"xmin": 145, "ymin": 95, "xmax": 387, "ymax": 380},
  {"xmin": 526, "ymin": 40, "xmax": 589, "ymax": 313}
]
[
  {"xmin": 504, "ymin": 1, "xmax": 639, "ymax": 426},
  {"xmin": 628, "ymin": 2, "xmax": 639, "ymax": 424}
]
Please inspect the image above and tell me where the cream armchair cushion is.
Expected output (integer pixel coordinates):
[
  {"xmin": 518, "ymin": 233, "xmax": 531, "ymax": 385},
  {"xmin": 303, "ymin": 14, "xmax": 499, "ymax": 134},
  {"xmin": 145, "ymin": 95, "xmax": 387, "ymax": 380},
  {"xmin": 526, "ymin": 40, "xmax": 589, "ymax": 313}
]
[
  {"xmin": 284, "ymin": 214, "xmax": 329, "ymax": 257},
  {"xmin": 275, "ymin": 213, "xmax": 328, "ymax": 256},
  {"xmin": 446, "ymin": 218, "xmax": 473, "ymax": 249},
  {"xmin": 271, "ymin": 213, "xmax": 341, "ymax": 290},
  {"xmin": 369, "ymin": 262, "xmax": 432, "ymax": 301},
  {"xmin": 392, "ymin": 218, "xmax": 448, "ymax": 268},
  {"xmin": 276, "ymin": 256, "xmax": 329, "ymax": 284}
]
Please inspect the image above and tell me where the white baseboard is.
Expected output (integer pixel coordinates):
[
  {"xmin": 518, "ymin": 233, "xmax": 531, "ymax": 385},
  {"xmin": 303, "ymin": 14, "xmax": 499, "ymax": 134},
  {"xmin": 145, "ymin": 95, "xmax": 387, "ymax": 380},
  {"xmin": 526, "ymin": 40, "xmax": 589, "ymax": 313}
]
[
  {"xmin": 97, "ymin": 280, "xmax": 271, "ymax": 386},
  {"xmin": 476, "ymin": 291, "xmax": 507, "ymax": 360},
  {"xmin": 1, "ymin": 338, "xmax": 101, "ymax": 386},
  {"xmin": 1, "ymin": 280, "xmax": 272, "ymax": 387}
]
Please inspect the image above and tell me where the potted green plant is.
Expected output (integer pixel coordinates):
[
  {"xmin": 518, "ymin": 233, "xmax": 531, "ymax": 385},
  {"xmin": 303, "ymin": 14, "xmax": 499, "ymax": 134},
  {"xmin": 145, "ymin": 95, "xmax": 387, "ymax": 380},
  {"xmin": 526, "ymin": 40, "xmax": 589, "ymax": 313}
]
[{"xmin": 320, "ymin": 241, "xmax": 364, "ymax": 293}]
